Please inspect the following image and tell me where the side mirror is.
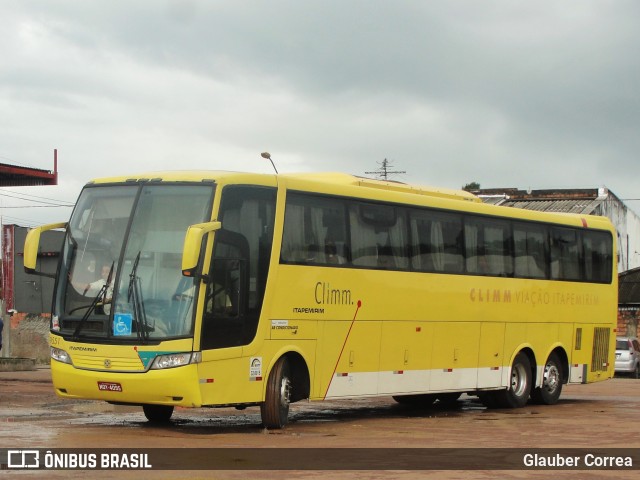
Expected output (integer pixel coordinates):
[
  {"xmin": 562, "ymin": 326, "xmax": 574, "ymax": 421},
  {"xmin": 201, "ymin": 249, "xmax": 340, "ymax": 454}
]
[
  {"xmin": 181, "ymin": 221, "xmax": 222, "ymax": 276},
  {"xmin": 24, "ymin": 222, "xmax": 67, "ymax": 275}
]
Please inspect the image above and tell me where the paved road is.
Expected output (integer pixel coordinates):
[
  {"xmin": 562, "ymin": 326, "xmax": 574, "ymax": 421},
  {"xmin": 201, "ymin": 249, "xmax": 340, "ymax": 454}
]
[{"xmin": 1, "ymin": 367, "xmax": 639, "ymax": 479}]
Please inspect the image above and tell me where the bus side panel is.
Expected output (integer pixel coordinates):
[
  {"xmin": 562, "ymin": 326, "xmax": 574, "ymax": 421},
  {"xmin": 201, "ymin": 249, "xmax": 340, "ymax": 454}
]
[
  {"xmin": 502, "ymin": 323, "xmax": 528, "ymax": 387},
  {"xmin": 313, "ymin": 320, "xmax": 350, "ymax": 399},
  {"xmin": 477, "ymin": 322, "xmax": 505, "ymax": 389},
  {"xmin": 430, "ymin": 322, "xmax": 481, "ymax": 391},
  {"xmin": 378, "ymin": 321, "xmax": 432, "ymax": 394},
  {"xmin": 198, "ymin": 352, "xmax": 261, "ymax": 406},
  {"xmin": 321, "ymin": 321, "xmax": 381, "ymax": 398},
  {"xmin": 528, "ymin": 322, "xmax": 558, "ymax": 367}
]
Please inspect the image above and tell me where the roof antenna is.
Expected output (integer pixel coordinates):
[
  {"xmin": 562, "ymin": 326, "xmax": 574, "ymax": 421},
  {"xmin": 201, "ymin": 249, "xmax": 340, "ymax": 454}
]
[{"xmin": 261, "ymin": 152, "xmax": 278, "ymax": 174}]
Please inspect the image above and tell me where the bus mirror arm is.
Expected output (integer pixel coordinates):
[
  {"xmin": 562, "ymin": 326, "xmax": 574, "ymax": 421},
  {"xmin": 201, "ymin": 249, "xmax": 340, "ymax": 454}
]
[
  {"xmin": 24, "ymin": 222, "xmax": 67, "ymax": 276},
  {"xmin": 181, "ymin": 221, "xmax": 222, "ymax": 276}
]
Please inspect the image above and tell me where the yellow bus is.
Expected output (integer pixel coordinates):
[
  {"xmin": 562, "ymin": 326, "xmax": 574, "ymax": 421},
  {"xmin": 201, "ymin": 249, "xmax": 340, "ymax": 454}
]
[{"xmin": 24, "ymin": 171, "xmax": 617, "ymax": 428}]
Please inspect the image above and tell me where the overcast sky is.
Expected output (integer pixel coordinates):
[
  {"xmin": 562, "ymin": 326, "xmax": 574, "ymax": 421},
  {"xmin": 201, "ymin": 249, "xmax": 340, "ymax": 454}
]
[{"xmin": 1, "ymin": 0, "xmax": 639, "ymax": 226}]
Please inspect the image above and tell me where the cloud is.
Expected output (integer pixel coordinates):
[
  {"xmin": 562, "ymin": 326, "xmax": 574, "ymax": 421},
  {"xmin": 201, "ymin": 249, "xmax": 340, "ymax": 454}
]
[{"xmin": 2, "ymin": 0, "xmax": 640, "ymax": 226}]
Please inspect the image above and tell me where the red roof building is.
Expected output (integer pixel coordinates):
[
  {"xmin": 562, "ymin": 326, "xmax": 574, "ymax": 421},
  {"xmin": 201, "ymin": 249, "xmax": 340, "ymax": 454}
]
[{"xmin": 0, "ymin": 150, "xmax": 58, "ymax": 187}]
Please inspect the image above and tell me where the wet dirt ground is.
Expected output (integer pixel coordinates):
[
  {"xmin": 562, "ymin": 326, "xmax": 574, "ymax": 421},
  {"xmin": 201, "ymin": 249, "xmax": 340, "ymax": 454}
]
[{"xmin": 1, "ymin": 367, "xmax": 639, "ymax": 479}]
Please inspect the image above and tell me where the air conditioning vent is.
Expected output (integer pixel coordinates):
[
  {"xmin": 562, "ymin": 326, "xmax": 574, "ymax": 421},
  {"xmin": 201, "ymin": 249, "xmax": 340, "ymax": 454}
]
[{"xmin": 591, "ymin": 327, "xmax": 610, "ymax": 372}]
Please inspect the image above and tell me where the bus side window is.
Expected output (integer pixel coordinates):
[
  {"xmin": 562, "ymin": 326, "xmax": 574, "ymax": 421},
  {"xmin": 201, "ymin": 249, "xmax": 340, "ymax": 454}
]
[
  {"xmin": 583, "ymin": 230, "xmax": 612, "ymax": 283},
  {"xmin": 410, "ymin": 210, "xmax": 463, "ymax": 273},
  {"xmin": 551, "ymin": 228, "xmax": 581, "ymax": 281},
  {"xmin": 350, "ymin": 202, "xmax": 408, "ymax": 270},
  {"xmin": 513, "ymin": 223, "xmax": 548, "ymax": 279},
  {"xmin": 282, "ymin": 193, "xmax": 348, "ymax": 266},
  {"xmin": 465, "ymin": 218, "xmax": 512, "ymax": 277}
]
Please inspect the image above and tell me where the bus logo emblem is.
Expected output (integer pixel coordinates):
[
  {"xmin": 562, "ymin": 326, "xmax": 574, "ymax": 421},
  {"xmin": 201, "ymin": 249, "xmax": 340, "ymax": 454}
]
[{"xmin": 104, "ymin": 359, "xmax": 112, "ymax": 368}]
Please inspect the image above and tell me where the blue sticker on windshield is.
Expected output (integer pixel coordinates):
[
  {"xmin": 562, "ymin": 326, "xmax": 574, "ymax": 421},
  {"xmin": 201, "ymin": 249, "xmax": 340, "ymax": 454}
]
[{"xmin": 113, "ymin": 313, "xmax": 133, "ymax": 336}]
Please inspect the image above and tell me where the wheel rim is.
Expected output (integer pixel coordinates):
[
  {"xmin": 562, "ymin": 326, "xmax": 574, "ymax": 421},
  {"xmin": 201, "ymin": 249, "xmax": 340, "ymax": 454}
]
[
  {"xmin": 542, "ymin": 363, "xmax": 560, "ymax": 393},
  {"xmin": 511, "ymin": 363, "xmax": 528, "ymax": 396},
  {"xmin": 280, "ymin": 376, "xmax": 291, "ymax": 411}
]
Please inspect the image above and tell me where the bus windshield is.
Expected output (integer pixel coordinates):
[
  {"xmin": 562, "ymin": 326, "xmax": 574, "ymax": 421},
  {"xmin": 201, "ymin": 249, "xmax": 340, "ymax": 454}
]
[{"xmin": 55, "ymin": 183, "xmax": 214, "ymax": 341}]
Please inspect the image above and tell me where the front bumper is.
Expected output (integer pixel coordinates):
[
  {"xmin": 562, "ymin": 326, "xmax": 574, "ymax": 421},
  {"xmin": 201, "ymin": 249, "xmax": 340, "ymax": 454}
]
[{"xmin": 51, "ymin": 360, "xmax": 202, "ymax": 407}]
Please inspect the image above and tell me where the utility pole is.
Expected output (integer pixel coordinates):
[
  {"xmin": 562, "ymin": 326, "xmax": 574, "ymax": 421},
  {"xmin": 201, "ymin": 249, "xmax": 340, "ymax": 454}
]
[{"xmin": 365, "ymin": 158, "xmax": 406, "ymax": 181}]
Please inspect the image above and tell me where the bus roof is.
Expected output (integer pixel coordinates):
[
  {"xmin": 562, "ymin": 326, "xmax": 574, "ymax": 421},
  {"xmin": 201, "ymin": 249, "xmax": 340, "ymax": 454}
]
[
  {"xmin": 86, "ymin": 170, "xmax": 276, "ymax": 186},
  {"xmin": 281, "ymin": 172, "xmax": 482, "ymax": 203},
  {"xmin": 89, "ymin": 170, "xmax": 479, "ymax": 202},
  {"xmin": 86, "ymin": 170, "xmax": 614, "ymax": 232}
]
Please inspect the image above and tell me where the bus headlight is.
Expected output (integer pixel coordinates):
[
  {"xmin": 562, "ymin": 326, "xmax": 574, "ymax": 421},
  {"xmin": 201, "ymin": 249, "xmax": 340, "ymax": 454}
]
[
  {"xmin": 51, "ymin": 347, "xmax": 72, "ymax": 365},
  {"xmin": 151, "ymin": 352, "xmax": 201, "ymax": 370}
]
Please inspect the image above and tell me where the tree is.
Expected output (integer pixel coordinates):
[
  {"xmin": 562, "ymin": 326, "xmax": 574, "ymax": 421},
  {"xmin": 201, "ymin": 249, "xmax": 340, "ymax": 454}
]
[{"xmin": 462, "ymin": 182, "xmax": 480, "ymax": 191}]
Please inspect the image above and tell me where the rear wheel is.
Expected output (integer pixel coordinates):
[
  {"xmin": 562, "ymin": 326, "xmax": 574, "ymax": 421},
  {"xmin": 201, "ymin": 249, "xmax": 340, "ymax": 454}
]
[
  {"xmin": 494, "ymin": 352, "xmax": 532, "ymax": 408},
  {"xmin": 531, "ymin": 352, "xmax": 563, "ymax": 405},
  {"xmin": 261, "ymin": 357, "xmax": 292, "ymax": 429},
  {"xmin": 142, "ymin": 404, "xmax": 174, "ymax": 423}
]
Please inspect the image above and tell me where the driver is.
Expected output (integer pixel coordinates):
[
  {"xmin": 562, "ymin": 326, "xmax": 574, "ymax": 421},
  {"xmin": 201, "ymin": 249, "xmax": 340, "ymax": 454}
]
[{"xmin": 70, "ymin": 262, "xmax": 116, "ymax": 314}]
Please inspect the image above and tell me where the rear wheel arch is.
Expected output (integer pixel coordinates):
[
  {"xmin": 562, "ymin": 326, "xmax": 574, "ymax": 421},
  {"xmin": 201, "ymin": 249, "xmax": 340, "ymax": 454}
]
[
  {"xmin": 489, "ymin": 348, "xmax": 534, "ymax": 409},
  {"xmin": 519, "ymin": 347, "xmax": 537, "ymax": 383},
  {"xmin": 552, "ymin": 347, "xmax": 569, "ymax": 385}
]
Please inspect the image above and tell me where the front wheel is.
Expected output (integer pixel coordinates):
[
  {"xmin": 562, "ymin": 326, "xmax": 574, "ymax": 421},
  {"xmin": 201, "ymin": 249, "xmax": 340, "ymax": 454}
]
[
  {"xmin": 142, "ymin": 404, "xmax": 174, "ymax": 423},
  {"xmin": 531, "ymin": 353, "xmax": 563, "ymax": 405},
  {"xmin": 261, "ymin": 357, "xmax": 292, "ymax": 429}
]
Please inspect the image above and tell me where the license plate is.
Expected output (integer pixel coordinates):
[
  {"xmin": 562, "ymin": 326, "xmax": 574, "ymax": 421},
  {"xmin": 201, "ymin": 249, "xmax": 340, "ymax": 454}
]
[{"xmin": 98, "ymin": 381, "xmax": 123, "ymax": 392}]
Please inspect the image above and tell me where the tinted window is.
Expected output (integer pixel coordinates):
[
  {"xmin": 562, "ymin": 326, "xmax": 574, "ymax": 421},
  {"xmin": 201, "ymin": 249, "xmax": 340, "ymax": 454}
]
[
  {"xmin": 584, "ymin": 230, "xmax": 613, "ymax": 283},
  {"xmin": 350, "ymin": 202, "xmax": 408, "ymax": 270},
  {"xmin": 616, "ymin": 340, "xmax": 629, "ymax": 350},
  {"xmin": 465, "ymin": 217, "xmax": 513, "ymax": 276},
  {"xmin": 551, "ymin": 227, "xmax": 581, "ymax": 281},
  {"xmin": 278, "ymin": 192, "xmax": 613, "ymax": 285},
  {"xmin": 410, "ymin": 209, "xmax": 463, "ymax": 273},
  {"xmin": 282, "ymin": 193, "xmax": 349, "ymax": 265},
  {"xmin": 513, "ymin": 222, "xmax": 548, "ymax": 279}
]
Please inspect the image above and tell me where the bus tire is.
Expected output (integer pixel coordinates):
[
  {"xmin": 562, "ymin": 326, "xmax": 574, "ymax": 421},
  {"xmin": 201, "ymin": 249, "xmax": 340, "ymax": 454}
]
[
  {"xmin": 496, "ymin": 352, "xmax": 532, "ymax": 408},
  {"xmin": 261, "ymin": 357, "xmax": 292, "ymax": 429},
  {"xmin": 143, "ymin": 404, "xmax": 174, "ymax": 423},
  {"xmin": 392, "ymin": 394, "xmax": 437, "ymax": 407},
  {"xmin": 531, "ymin": 352, "xmax": 563, "ymax": 405}
]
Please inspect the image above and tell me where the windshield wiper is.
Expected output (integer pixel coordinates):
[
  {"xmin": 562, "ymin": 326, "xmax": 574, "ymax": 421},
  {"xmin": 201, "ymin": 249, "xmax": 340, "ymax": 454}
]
[
  {"xmin": 127, "ymin": 251, "xmax": 149, "ymax": 342},
  {"xmin": 72, "ymin": 261, "xmax": 114, "ymax": 340}
]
